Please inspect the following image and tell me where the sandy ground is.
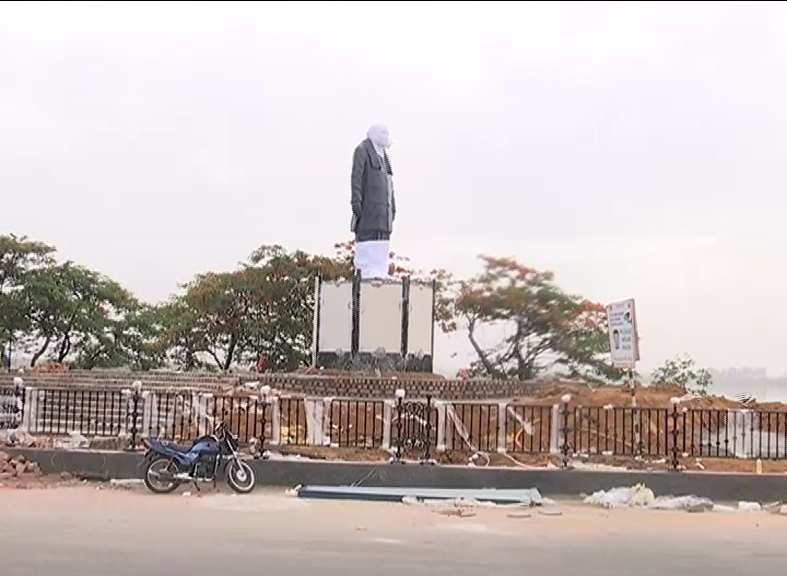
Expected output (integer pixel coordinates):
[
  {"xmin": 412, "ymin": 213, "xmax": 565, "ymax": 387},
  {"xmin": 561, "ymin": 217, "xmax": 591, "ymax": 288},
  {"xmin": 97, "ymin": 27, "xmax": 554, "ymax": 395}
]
[{"xmin": 1, "ymin": 486, "xmax": 787, "ymax": 576}]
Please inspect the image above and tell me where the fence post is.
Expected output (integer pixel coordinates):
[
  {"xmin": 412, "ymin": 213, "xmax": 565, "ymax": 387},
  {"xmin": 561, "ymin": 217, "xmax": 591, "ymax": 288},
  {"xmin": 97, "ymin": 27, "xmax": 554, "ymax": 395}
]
[
  {"xmin": 255, "ymin": 385, "xmax": 270, "ymax": 459},
  {"xmin": 125, "ymin": 380, "xmax": 143, "ymax": 451},
  {"xmin": 434, "ymin": 400, "xmax": 446, "ymax": 452},
  {"xmin": 421, "ymin": 394, "xmax": 433, "ymax": 464},
  {"xmin": 560, "ymin": 394, "xmax": 573, "ymax": 469},
  {"xmin": 303, "ymin": 398, "xmax": 322, "ymax": 446},
  {"xmin": 322, "ymin": 397, "xmax": 334, "ymax": 447},
  {"xmin": 381, "ymin": 399, "xmax": 394, "ymax": 451},
  {"xmin": 549, "ymin": 404, "xmax": 561, "ymax": 455},
  {"xmin": 20, "ymin": 387, "xmax": 38, "ymax": 432},
  {"xmin": 140, "ymin": 390, "xmax": 152, "ymax": 437},
  {"xmin": 497, "ymin": 402, "xmax": 507, "ymax": 453},
  {"xmin": 269, "ymin": 397, "xmax": 281, "ymax": 446},
  {"xmin": 669, "ymin": 397, "xmax": 681, "ymax": 472},
  {"xmin": 392, "ymin": 388, "xmax": 406, "ymax": 464},
  {"xmin": 12, "ymin": 376, "xmax": 26, "ymax": 431}
]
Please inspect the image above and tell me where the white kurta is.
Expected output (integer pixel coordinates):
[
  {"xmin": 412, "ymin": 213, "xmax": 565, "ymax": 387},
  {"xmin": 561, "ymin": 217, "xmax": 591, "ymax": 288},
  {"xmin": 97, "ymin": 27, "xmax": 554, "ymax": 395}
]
[{"xmin": 354, "ymin": 239, "xmax": 390, "ymax": 278}]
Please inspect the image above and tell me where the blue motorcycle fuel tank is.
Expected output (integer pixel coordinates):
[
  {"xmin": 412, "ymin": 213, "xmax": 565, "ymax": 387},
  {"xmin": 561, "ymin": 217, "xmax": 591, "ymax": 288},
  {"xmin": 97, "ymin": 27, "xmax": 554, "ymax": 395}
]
[{"xmin": 189, "ymin": 436, "xmax": 221, "ymax": 456}]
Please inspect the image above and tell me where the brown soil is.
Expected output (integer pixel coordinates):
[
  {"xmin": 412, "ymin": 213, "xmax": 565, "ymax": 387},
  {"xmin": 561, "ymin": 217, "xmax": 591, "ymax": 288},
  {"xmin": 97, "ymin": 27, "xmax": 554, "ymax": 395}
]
[{"xmin": 522, "ymin": 381, "xmax": 766, "ymax": 409}]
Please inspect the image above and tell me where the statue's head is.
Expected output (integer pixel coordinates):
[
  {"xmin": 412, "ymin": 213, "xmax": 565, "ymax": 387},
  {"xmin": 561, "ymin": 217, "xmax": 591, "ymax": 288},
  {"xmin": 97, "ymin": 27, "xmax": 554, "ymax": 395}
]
[{"xmin": 367, "ymin": 124, "xmax": 392, "ymax": 150}]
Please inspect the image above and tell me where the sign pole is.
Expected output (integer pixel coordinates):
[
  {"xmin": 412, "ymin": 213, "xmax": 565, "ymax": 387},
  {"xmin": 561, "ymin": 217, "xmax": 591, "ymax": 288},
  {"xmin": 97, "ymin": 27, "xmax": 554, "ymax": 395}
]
[
  {"xmin": 629, "ymin": 367, "xmax": 641, "ymax": 459},
  {"xmin": 606, "ymin": 298, "xmax": 641, "ymax": 459}
]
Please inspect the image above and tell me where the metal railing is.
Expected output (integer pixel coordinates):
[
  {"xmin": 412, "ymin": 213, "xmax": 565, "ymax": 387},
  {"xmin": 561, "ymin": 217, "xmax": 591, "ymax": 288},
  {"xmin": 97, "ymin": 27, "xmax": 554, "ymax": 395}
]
[
  {"xmin": 0, "ymin": 378, "xmax": 25, "ymax": 430},
  {"xmin": 4, "ymin": 383, "xmax": 787, "ymax": 470}
]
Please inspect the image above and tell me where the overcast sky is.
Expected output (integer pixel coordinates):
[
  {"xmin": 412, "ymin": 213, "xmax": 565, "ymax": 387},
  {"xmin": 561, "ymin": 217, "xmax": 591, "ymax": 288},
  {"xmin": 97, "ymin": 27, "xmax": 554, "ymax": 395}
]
[{"xmin": 1, "ymin": 1, "xmax": 785, "ymax": 376}]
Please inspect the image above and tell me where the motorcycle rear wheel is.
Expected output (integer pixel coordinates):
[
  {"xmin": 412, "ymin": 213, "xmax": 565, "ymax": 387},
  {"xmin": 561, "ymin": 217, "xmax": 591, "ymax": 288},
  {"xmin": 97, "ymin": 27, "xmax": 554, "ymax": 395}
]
[
  {"xmin": 226, "ymin": 460, "xmax": 256, "ymax": 494},
  {"xmin": 143, "ymin": 457, "xmax": 181, "ymax": 494}
]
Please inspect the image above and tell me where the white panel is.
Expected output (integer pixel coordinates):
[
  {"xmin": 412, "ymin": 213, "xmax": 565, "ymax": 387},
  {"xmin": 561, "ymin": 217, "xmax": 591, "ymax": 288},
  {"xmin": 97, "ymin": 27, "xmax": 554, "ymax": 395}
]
[
  {"xmin": 407, "ymin": 282, "xmax": 434, "ymax": 356},
  {"xmin": 317, "ymin": 281, "xmax": 353, "ymax": 353},
  {"xmin": 359, "ymin": 280, "xmax": 402, "ymax": 354}
]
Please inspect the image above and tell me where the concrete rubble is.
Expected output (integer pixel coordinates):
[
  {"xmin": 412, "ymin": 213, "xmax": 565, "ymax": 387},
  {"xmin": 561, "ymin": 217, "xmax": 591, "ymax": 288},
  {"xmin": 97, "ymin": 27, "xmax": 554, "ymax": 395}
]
[
  {"xmin": 584, "ymin": 484, "xmax": 717, "ymax": 512},
  {"xmin": 1, "ymin": 428, "xmax": 141, "ymax": 452},
  {"xmin": 583, "ymin": 484, "xmax": 786, "ymax": 514},
  {"xmin": 0, "ymin": 429, "xmax": 37, "ymax": 448},
  {"xmin": 0, "ymin": 450, "xmax": 43, "ymax": 483},
  {"xmin": 399, "ymin": 491, "xmax": 557, "ymax": 518},
  {"xmin": 763, "ymin": 501, "xmax": 787, "ymax": 516}
]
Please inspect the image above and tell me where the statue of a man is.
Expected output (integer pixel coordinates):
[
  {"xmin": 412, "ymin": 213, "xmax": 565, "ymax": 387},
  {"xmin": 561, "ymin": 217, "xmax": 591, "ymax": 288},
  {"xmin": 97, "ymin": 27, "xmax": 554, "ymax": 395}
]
[{"xmin": 350, "ymin": 124, "xmax": 396, "ymax": 278}]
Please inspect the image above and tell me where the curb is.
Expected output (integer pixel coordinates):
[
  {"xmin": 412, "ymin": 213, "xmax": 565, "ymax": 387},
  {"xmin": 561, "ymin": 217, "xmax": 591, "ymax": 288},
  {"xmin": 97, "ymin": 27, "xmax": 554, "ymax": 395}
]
[{"xmin": 4, "ymin": 448, "xmax": 787, "ymax": 502}]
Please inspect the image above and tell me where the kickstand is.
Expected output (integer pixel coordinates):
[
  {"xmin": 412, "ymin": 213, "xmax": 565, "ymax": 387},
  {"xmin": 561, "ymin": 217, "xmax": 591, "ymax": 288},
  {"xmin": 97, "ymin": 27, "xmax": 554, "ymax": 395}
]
[{"xmin": 192, "ymin": 479, "xmax": 201, "ymax": 493}]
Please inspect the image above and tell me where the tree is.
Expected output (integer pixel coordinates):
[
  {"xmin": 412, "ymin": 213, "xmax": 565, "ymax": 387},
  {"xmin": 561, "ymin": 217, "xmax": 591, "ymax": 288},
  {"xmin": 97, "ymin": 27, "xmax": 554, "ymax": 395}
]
[
  {"xmin": 160, "ymin": 241, "xmax": 449, "ymax": 373},
  {"xmin": 650, "ymin": 354, "xmax": 712, "ymax": 395},
  {"xmin": 0, "ymin": 234, "xmax": 56, "ymax": 368},
  {"xmin": 161, "ymin": 245, "xmax": 335, "ymax": 372},
  {"xmin": 450, "ymin": 256, "xmax": 624, "ymax": 382},
  {"xmin": 21, "ymin": 262, "xmax": 137, "ymax": 367},
  {"xmin": 71, "ymin": 303, "xmax": 168, "ymax": 370},
  {"xmin": 160, "ymin": 268, "xmax": 269, "ymax": 372}
]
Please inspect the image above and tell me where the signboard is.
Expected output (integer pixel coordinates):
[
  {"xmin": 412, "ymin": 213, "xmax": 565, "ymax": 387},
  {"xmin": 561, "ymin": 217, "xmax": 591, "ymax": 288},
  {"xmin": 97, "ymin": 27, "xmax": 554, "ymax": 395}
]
[{"xmin": 605, "ymin": 298, "xmax": 640, "ymax": 368}]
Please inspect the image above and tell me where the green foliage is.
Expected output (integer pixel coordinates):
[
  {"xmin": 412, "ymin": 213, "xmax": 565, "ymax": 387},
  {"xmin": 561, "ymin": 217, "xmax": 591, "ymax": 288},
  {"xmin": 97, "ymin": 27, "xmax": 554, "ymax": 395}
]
[
  {"xmin": 651, "ymin": 354, "xmax": 713, "ymax": 395},
  {"xmin": 160, "ymin": 245, "xmax": 345, "ymax": 372},
  {"xmin": 449, "ymin": 255, "xmax": 626, "ymax": 383},
  {"xmin": 0, "ymin": 234, "xmax": 161, "ymax": 370},
  {"xmin": 0, "ymin": 233, "xmax": 634, "ymax": 381},
  {"xmin": 0, "ymin": 234, "xmax": 57, "ymax": 367}
]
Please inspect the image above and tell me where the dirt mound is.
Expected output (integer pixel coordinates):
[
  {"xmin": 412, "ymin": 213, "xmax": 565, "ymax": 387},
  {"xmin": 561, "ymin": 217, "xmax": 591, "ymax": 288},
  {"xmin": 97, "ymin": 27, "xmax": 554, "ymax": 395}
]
[{"xmin": 520, "ymin": 380, "xmax": 787, "ymax": 410}]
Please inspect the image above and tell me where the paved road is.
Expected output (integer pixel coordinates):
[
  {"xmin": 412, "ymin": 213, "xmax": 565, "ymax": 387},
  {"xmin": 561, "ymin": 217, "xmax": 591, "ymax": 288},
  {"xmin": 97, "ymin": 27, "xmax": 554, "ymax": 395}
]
[{"xmin": 1, "ymin": 487, "xmax": 786, "ymax": 576}]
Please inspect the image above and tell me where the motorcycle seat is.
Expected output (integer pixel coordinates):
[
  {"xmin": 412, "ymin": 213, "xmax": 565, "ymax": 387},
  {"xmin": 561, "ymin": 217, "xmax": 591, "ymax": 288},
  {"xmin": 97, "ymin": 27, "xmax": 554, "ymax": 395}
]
[{"xmin": 145, "ymin": 439, "xmax": 193, "ymax": 454}]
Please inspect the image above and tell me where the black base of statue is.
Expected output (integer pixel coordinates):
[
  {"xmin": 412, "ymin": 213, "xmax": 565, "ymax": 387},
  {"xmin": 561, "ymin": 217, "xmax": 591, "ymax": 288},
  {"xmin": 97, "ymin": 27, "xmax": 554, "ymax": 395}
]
[
  {"xmin": 315, "ymin": 351, "xmax": 434, "ymax": 373},
  {"xmin": 312, "ymin": 271, "xmax": 435, "ymax": 374}
]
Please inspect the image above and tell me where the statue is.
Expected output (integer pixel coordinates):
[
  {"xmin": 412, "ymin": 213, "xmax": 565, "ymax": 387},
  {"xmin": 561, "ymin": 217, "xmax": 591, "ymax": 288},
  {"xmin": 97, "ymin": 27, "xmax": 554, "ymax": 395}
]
[{"xmin": 350, "ymin": 124, "xmax": 396, "ymax": 278}]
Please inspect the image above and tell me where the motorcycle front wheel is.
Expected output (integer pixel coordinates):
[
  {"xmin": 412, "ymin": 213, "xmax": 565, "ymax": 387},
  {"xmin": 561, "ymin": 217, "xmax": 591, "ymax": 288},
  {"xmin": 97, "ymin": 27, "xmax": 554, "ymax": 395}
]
[
  {"xmin": 143, "ymin": 457, "xmax": 181, "ymax": 494},
  {"xmin": 226, "ymin": 459, "xmax": 256, "ymax": 494}
]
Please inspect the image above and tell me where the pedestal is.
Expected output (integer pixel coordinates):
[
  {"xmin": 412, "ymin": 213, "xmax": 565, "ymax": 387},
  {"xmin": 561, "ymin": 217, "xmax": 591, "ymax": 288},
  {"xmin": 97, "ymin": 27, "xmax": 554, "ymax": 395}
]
[{"xmin": 312, "ymin": 274, "xmax": 435, "ymax": 372}]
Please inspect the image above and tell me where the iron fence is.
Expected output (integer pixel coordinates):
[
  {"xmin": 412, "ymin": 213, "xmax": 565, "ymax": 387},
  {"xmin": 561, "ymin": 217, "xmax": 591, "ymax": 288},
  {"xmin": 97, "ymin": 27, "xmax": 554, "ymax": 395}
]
[
  {"xmin": 0, "ymin": 380, "xmax": 24, "ymax": 430},
  {"xmin": 4, "ymin": 384, "xmax": 787, "ymax": 470}
]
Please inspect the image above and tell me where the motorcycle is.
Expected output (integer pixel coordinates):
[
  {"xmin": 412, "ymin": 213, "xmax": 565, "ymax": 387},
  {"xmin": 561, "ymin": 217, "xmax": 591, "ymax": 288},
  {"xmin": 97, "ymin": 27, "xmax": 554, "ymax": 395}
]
[{"xmin": 140, "ymin": 420, "xmax": 256, "ymax": 494}]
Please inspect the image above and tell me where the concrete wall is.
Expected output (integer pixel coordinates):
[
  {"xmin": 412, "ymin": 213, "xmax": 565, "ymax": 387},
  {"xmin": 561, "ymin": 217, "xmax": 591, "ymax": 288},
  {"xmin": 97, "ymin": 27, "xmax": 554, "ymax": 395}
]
[
  {"xmin": 6, "ymin": 447, "xmax": 786, "ymax": 503},
  {"xmin": 0, "ymin": 370, "xmax": 545, "ymax": 400}
]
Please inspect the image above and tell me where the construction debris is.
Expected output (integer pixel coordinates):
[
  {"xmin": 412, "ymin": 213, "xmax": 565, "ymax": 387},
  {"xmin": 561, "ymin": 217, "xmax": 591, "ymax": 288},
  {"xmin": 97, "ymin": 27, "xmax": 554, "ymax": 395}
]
[
  {"xmin": 764, "ymin": 502, "xmax": 787, "ymax": 515},
  {"xmin": 583, "ymin": 484, "xmax": 714, "ymax": 512},
  {"xmin": 0, "ymin": 451, "xmax": 43, "ymax": 485},
  {"xmin": 582, "ymin": 485, "xmax": 787, "ymax": 514}
]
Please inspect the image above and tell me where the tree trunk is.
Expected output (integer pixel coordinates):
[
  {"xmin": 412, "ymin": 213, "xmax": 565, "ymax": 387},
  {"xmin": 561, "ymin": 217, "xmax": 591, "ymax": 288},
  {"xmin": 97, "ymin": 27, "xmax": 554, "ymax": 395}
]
[
  {"xmin": 467, "ymin": 317, "xmax": 503, "ymax": 379},
  {"xmin": 30, "ymin": 335, "xmax": 52, "ymax": 367},
  {"xmin": 207, "ymin": 349, "xmax": 223, "ymax": 371},
  {"xmin": 56, "ymin": 334, "xmax": 71, "ymax": 363},
  {"xmin": 222, "ymin": 337, "xmax": 238, "ymax": 372}
]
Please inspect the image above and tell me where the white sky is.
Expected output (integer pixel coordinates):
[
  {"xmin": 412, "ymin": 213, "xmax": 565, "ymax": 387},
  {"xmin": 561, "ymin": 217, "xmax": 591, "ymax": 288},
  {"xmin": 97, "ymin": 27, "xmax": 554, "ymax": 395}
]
[{"xmin": 1, "ymin": 1, "xmax": 786, "ymax": 375}]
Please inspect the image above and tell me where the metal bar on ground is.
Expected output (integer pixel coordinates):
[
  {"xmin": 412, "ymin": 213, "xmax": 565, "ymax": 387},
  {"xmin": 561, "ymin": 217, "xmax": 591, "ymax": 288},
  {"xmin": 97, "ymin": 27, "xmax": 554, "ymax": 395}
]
[{"xmin": 295, "ymin": 485, "xmax": 543, "ymax": 505}]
